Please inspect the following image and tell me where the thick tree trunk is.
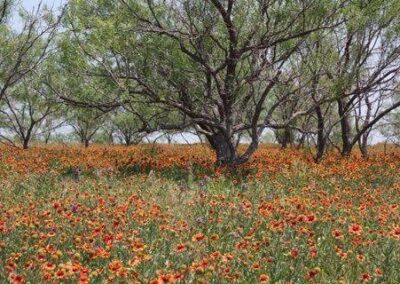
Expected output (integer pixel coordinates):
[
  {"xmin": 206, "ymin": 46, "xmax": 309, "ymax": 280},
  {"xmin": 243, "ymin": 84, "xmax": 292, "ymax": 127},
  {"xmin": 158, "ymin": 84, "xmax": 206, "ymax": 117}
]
[
  {"xmin": 84, "ymin": 139, "xmax": 89, "ymax": 148},
  {"xmin": 337, "ymin": 99, "xmax": 353, "ymax": 156},
  {"xmin": 22, "ymin": 139, "xmax": 29, "ymax": 149},
  {"xmin": 206, "ymin": 132, "xmax": 237, "ymax": 166},
  {"xmin": 22, "ymin": 125, "xmax": 34, "ymax": 150}
]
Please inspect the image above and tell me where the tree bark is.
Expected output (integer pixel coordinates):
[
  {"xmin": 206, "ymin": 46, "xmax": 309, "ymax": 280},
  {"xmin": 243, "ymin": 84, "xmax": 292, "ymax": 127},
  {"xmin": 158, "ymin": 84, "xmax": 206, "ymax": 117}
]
[
  {"xmin": 123, "ymin": 134, "xmax": 132, "ymax": 146},
  {"xmin": 22, "ymin": 139, "xmax": 29, "ymax": 149},
  {"xmin": 206, "ymin": 132, "xmax": 237, "ymax": 166},
  {"xmin": 358, "ymin": 96, "xmax": 372, "ymax": 158},
  {"xmin": 281, "ymin": 126, "xmax": 292, "ymax": 149},
  {"xmin": 314, "ymin": 105, "xmax": 326, "ymax": 163},
  {"xmin": 359, "ymin": 135, "xmax": 368, "ymax": 158},
  {"xmin": 296, "ymin": 133, "xmax": 306, "ymax": 150},
  {"xmin": 337, "ymin": 99, "xmax": 353, "ymax": 156}
]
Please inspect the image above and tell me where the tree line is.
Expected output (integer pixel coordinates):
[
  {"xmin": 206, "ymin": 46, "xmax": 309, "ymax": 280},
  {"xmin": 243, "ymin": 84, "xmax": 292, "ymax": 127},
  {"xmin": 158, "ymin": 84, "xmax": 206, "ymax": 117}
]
[{"xmin": 1, "ymin": 0, "xmax": 400, "ymax": 165}]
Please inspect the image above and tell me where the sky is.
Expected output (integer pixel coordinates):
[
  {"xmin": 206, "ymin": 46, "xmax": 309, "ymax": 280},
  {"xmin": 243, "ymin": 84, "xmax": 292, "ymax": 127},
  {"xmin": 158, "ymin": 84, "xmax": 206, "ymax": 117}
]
[
  {"xmin": 11, "ymin": 0, "xmax": 65, "ymax": 30},
  {"xmin": 20, "ymin": 0, "xmax": 65, "ymax": 11}
]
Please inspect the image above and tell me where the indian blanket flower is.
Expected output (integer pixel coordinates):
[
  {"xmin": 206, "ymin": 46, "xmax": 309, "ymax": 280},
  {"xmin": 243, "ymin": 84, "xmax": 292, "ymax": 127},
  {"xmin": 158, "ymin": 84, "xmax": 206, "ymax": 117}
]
[
  {"xmin": 192, "ymin": 232, "xmax": 205, "ymax": 242},
  {"xmin": 259, "ymin": 274, "xmax": 269, "ymax": 282},
  {"xmin": 348, "ymin": 223, "xmax": 362, "ymax": 235},
  {"xmin": 175, "ymin": 243, "xmax": 186, "ymax": 253},
  {"xmin": 360, "ymin": 272, "xmax": 370, "ymax": 282},
  {"xmin": 332, "ymin": 228, "xmax": 344, "ymax": 239}
]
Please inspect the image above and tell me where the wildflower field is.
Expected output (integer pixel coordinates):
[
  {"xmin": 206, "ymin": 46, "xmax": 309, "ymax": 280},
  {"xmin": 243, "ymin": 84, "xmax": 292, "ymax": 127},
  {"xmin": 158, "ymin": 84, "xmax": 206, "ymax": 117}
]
[{"xmin": 1, "ymin": 144, "xmax": 400, "ymax": 283}]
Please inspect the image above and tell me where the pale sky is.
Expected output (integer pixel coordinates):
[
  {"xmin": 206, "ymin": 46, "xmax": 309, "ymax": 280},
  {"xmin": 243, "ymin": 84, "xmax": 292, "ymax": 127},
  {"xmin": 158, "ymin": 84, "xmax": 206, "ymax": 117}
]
[
  {"xmin": 11, "ymin": 0, "xmax": 65, "ymax": 30},
  {"xmin": 20, "ymin": 0, "xmax": 65, "ymax": 11}
]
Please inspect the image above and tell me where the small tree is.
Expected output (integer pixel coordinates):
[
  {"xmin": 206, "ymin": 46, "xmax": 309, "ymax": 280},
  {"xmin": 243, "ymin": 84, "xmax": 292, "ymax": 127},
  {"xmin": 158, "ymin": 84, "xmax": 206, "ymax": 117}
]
[
  {"xmin": 68, "ymin": 108, "xmax": 105, "ymax": 147},
  {"xmin": 0, "ymin": 73, "xmax": 59, "ymax": 149},
  {"xmin": 112, "ymin": 109, "xmax": 148, "ymax": 145}
]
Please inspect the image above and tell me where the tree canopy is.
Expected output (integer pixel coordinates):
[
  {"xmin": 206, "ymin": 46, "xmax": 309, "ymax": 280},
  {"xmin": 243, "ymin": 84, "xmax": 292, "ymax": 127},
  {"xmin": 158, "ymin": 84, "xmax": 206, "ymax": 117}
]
[{"xmin": 1, "ymin": 0, "xmax": 400, "ymax": 165}]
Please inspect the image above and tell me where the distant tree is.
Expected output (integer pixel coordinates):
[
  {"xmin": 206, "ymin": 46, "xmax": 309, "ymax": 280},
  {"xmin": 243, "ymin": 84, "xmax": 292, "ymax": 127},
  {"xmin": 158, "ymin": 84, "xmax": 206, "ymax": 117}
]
[
  {"xmin": 38, "ymin": 114, "xmax": 65, "ymax": 144},
  {"xmin": 0, "ymin": 66, "xmax": 60, "ymax": 149},
  {"xmin": 315, "ymin": 0, "xmax": 400, "ymax": 157},
  {"xmin": 111, "ymin": 109, "xmax": 148, "ymax": 145},
  {"xmin": 68, "ymin": 108, "xmax": 105, "ymax": 147},
  {"xmin": 284, "ymin": 0, "xmax": 400, "ymax": 160}
]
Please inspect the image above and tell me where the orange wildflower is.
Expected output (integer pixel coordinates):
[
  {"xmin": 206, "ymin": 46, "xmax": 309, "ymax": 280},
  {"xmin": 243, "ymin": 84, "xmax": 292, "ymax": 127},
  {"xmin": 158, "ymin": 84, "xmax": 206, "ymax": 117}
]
[
  {"xmin": 108, "ymin": 259, "xmax": 123, "ymax": 272},
  {"xmin": 348, "ymin": 223, "xmax": 362, "ymax": 235},
  {"xmin": 175, "ymin": 243, "xmax": 186, "ymax": 253},
  {"xmin": 360, "ymin": 272, "xmax": 370, "ymax": 282},
  {"xmin": 259, "ymin": 274, "xmax": 269, "ymax": 282},
  {"xmin": 8, "ymin": 273, "xmax": 25, "ymax": 284},
  {"xmin": 42, "ymin": 261, "xmax": 56, "ymax": 271},
  {"xmin": 290, "ymin": 248, "xmax": 299, "ymax": 258},
  {"xmin": 305, "ymin": 267, "xmax": 320, "ymax": 280},
  {"xmin": 55, "ymin": 268, "xmax": 66, "ymax": 279},
  {"xmin": 391, "ymin": 226, "xmax": 400, "ymax": 240},
  {"xmin": 192, "ymin": 232, "xmax": 205, "ymax": 242},
  {"xmin": 331, "ymin": 228, "xmax": 343, "ymax": 239}
]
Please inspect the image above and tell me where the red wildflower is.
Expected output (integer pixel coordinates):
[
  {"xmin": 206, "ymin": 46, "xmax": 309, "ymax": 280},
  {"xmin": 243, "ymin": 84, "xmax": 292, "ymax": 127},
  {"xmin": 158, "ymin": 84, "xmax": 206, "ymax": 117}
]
[
  {"xmin": 259, "ymin": 274, "xmax": 269, "ymax": 282},
  {"xmin": 192, "ymin": 232, "xmax": 205, "ymax": 242},
  {"xmin": 348, "ymin": 223, "xmax": 362, "ymax": 235}
]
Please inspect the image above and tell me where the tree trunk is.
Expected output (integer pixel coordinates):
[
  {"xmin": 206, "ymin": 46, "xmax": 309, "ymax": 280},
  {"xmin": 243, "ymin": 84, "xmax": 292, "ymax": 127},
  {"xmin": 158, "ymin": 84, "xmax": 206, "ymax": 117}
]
[
  {"xmin": 22, "ymin": 125, "xmax": 35, "ymax": 150},
  {"xmin": 337, "ymin": 99, "xmax": 353, "ymax": 156},
  {"xmin": 281, "ymin": 126, "xmax": 292, "ymax": 149},
  {"xmin": 358, "ymin": 96, "xmax": 372, "ymax": 159},
  {"xmin": 84, "ymin": 139, "xmax": 89, "ymax": 148},
  {"xmin": 313, "ymin": 105, "xmax": 326, "ymax": 162},
  {"xmin": 44, "ymin": 133, "xmax": 51, "ymax": 144},
  {"xmin": 296, "ymin": 133, "xmax": 306, "ymax": 150},
  {"xmin": 124, "ymin": 134, "xmax": 132, "ymax": 146},
  {"xmin": 206, "ymin": 132, "xmax": 237, "ymax": 166},
  {"xmin": 358, "ymin": 132, "xmax": 369, "ymax": 158},
  {"xmin": 108, "ymin": 131, "xmax": 114, "ymax": 144},
  {"xmin": 22, "ymin": 139, "xmax": 29, "ymax": 149}
]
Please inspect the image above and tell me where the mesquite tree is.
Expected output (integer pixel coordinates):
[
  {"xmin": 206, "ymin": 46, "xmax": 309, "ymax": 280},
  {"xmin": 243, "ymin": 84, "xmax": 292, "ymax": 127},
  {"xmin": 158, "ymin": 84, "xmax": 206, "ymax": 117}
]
[
  {"xmin": 63, "ymin": 0, "xmax": 346, "ymax": 165},
  {"xmin": 283, "ymin": 0, "xmax": 400, "ymax": 160},
  {"xmin": 0, "ymin": 76, "xmax": 59, "ymax": 149},
  {"xmin": 111, "ymin": 109, "xmax": 148, "ymax": 145},
  {"xmin": 321, "ymin": 0, "xmax": 400, "ymax": 156},
  {"xmin": 68, "ymin": 108, "xmax": 105, "ymax": 148},
  {"xmin": 0, "ymin": 2, "xmax": 64, "ymax": 103}
]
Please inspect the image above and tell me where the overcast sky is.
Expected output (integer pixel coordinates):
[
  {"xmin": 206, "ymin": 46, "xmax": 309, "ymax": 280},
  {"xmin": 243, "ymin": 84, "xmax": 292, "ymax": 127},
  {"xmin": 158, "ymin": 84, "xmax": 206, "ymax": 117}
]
[
  {"xmin": 20, "ymin": 0, "xmax": 65, "ymax": 11},
  {"xmin": 11, "ymin": 0, "xmax": 65, "ymax": 30}
]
